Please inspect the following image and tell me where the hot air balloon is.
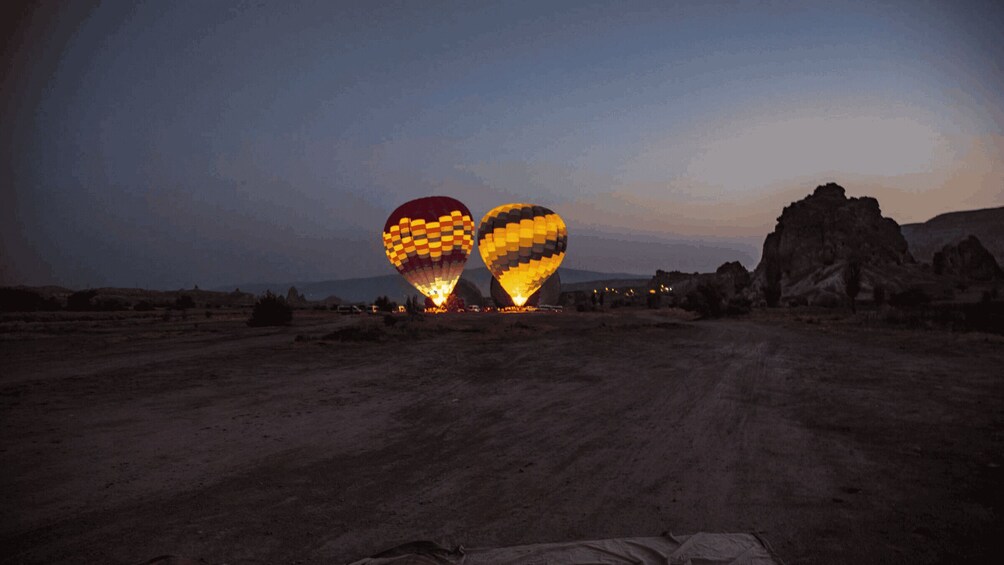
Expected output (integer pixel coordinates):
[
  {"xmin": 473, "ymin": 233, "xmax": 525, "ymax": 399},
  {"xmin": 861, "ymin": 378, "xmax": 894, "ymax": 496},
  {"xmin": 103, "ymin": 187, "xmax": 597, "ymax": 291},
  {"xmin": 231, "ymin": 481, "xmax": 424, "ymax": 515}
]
[
  {"xmin": 490, "ymin": 271, "xmax": 561, "ymax": 308},
  {"xmin": 477, "ymin": 203, "xmax": 567, "ymax": 307},
  {"xmin": 382, "ymin": 196, "xmax": 475, "ymax": 307}
]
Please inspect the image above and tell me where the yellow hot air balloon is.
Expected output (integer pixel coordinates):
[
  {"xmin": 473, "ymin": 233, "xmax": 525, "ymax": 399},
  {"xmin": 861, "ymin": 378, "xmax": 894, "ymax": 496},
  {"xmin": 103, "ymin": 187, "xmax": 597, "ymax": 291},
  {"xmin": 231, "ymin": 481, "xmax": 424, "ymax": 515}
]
[
  {"xmin": 382, "ymin": 196, "xmax": 475, "ymax": 307},
  {"xmin": 477, "ymin": 203, "xmax": 567, "ymax": 307}
]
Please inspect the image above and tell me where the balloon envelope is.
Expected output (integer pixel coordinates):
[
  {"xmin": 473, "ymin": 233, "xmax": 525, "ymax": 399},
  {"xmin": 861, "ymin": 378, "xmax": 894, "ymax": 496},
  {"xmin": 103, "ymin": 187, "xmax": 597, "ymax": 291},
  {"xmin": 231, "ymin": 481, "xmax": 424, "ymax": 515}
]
[
  {"xmin": 490, "ymin": 272, "xmax": 561, "ymax": 308},
  {"xmin": 477, "ymin": 203, "xmax": 567, "ymax": 307},
  {"xmin": 382, "ymin": 196, "xmax": 474, "ymax": 306}
]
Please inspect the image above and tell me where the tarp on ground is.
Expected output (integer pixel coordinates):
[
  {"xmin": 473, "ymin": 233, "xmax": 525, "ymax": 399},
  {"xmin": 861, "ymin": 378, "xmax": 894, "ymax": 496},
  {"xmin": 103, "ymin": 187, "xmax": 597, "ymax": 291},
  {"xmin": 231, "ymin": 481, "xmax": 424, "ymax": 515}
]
[{"xmin": 348, "ymin": 533, "xmax": 781, "ymax": 565}]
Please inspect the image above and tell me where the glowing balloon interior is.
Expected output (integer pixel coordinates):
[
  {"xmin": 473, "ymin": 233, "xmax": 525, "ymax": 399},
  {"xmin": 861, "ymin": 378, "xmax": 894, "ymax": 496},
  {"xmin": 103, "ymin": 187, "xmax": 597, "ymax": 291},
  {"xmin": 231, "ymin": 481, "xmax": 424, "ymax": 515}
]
[
  {"xmin": 382, "ymin": 196, "xmax": 475, "ymax": 306},
  {"xmin": 477, "ymin": 203, "xmax": 567, "ymax": 307}
]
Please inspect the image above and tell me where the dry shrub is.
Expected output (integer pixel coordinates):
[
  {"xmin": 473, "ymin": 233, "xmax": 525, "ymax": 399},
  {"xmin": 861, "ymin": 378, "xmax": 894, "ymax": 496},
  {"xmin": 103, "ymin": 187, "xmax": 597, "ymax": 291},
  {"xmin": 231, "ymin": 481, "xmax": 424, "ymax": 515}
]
[{"xmin": 247, "ymin": 291, "xmax": 293, "ymax": 327}]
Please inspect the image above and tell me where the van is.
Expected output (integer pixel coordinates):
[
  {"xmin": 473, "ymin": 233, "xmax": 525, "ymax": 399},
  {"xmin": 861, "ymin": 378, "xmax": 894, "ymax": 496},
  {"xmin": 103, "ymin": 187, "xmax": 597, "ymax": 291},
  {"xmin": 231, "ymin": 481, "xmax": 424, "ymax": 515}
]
[{"xmin": 336, "ymin": 305, "xmax": 363, "ymax": 315}]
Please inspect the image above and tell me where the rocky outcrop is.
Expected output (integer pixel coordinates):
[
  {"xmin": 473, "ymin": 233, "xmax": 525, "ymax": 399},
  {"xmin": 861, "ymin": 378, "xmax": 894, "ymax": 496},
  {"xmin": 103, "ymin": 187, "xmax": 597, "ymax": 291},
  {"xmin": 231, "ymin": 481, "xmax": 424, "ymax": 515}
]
[
  {"xmin": 654, "ymin": 262, "xmax": 750, "ymax": 297},
  {"xmin": 752, "ymin": 183, "xmax": 916, "ymax": 306},
  {"xmin": 645, "ymin": 262, "xmax": 751, "ymax": 314},
  {"xmin": 286, "ymin": 286, "xmax": 306, "ymax": 304},
  {"xmin": 901, "ymin": 207, "xmax": 1004, "ymax": 264},
  {"xmin": 932, "ymin": 235, "xmax": 1003, "ymax": 281}
]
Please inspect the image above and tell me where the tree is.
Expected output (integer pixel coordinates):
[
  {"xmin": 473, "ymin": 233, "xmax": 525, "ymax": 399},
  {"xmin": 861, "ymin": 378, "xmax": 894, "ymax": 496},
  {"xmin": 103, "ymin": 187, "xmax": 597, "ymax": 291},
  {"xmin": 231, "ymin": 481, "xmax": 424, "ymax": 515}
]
[
  {"xmin": 764, "ymin": 261, "xmax": 782, "ymax": 307},
  {"xmin": 67, "ymin": 289, "xmax": 98, "ymax": 311},
  {"xmin": 682, "ymin": 282, "xmax": 724, "ymax": 318},
  {"xmin": 873, "ymin": 285, "xmax": 886, "ymax": 306},
  {"xmin": 374, "ymin": 295, "xmax": 397, "ymax": 312},
  {"xmin": 248, "ymin": 291, "xmax": 293, "ymax": 326},
  {"xmin": 843, "ymin": 259, "xmax": 862, "ymax": 313}
]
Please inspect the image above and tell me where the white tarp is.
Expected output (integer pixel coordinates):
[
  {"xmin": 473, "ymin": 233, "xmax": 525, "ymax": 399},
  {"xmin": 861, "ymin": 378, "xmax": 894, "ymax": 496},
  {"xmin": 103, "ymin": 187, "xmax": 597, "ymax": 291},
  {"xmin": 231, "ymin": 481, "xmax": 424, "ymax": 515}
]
[{"xmin": 349, "ymin": 533, "xmax": 781, "ymax": 565}]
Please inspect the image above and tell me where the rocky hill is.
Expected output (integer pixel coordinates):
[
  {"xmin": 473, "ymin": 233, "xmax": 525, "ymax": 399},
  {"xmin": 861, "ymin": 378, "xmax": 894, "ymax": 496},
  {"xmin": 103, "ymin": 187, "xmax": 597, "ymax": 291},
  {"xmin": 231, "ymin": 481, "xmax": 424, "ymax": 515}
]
[
  {"xmin": 751, "ymin": 183, "xmax": 920, "ymax": 306},
  {"xmin": 901, "ymin": 207, "xmax": 1004, "ymax": 264},
  {"xmin": 932, "ymin": 235, "xmax": 1003, "ymax": 281}
]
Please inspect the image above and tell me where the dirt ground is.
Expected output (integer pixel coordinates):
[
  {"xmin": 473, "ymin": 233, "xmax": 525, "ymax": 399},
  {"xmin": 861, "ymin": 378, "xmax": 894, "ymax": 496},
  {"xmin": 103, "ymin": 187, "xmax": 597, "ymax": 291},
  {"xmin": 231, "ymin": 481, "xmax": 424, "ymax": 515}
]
[{"xmin": 1, "ymin": 308, "xmax": 1002, "ymax": 565}]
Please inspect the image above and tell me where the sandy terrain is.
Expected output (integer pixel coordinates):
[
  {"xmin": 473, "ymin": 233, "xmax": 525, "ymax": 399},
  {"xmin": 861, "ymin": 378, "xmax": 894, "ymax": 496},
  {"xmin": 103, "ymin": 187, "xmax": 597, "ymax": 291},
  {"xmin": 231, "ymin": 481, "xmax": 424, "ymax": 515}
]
[{"xmin": 1, "ymin": 309, "xmax": 1002, "ymax": 564}]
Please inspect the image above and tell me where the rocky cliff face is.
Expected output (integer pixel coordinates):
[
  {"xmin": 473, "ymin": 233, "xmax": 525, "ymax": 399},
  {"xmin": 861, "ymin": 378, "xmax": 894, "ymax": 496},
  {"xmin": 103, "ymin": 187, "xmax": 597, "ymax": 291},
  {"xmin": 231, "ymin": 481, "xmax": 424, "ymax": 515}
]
[
  {"xmin": 933, "ymin": 235, "xmax": 1003, "ymax": 281},
  {"xmin": 752, "ymin": 183, "xmax": 916, "ymax": 305}
]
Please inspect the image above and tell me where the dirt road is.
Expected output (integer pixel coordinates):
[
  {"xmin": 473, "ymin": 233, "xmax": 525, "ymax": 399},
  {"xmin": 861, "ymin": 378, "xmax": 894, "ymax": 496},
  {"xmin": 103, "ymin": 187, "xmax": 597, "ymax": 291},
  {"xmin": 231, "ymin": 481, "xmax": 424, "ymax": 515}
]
[{"xmin": 2, "ymin": 310, "xmax": 1002, "ymax": 564}]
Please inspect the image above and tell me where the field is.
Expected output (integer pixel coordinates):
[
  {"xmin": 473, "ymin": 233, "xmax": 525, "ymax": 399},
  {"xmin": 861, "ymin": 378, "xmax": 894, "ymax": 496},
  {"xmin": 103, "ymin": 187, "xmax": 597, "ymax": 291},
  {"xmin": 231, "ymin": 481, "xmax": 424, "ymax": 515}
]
[{"xmin": 2, "ymin": 309, "xmax": 1002, "ymax": 564}]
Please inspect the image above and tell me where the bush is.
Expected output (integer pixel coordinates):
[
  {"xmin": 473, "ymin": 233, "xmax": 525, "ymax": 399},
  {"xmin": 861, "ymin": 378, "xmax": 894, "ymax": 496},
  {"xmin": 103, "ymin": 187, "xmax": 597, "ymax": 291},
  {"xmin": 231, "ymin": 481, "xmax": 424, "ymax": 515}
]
[
  {"xmin": 889, "ymin": 287, "xmax": 931, "ymax": 308},
  {"xmin": 843, "ymin": 260, "xmax": 862, "ymax": 312},
  {"xmin": 134, "ymin": 300, "xmax": 156, "ymax": 311},
  {"xmin": 94, "ymin": 297, "xmax": 130, "ymax": 311},
  {"xmin": 764, "ymin": 283, "xmax": 781, "ymax": 308},
  {"xmin": 247, "ymin": 291, "xmax": 293, "ymax": 327},
  {"xmin": 682, "ymin": 282, "xmax": 724, "ymax": 318},
  {"xmin": 873, "ymin": 285, "xmax": 886, "ymax": 306},
  {"xmin": 374, "ymin": 295, "xmax": 398, "ymax": 312},
  {"xmin": 0, "ymin": 288, "xmax": 60, "ymax": 312},
  {"xmin": 174, "ymin": 295, "xmax": 196, "ymax": 310},
  {"xmin": 882, "ymin": 302, "xmax": 1004, "ymax": 334},
  {"xmin": 725, "ymin": 296, "xmax": 752, "ymax": 316},
  {"xmin": 67, "ymin": 289, "xmax": 98, "ymax": 311}
]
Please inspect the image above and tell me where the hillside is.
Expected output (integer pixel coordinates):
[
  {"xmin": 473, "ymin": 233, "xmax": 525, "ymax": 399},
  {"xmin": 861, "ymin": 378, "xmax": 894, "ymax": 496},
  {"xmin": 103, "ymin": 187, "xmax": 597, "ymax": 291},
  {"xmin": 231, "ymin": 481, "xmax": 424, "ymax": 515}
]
[
  {"xmin": 901, "ymin": 207, "xmax": 1004, "ymax": 264},
  {"xmin": 215, "ymin": 267, "xmax": 650, "ymax": 304}
]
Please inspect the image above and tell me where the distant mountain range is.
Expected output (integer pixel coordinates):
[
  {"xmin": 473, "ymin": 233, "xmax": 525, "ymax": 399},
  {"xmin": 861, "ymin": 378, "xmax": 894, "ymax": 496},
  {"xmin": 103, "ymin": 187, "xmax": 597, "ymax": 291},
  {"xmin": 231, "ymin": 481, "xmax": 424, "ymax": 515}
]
[
  {"xmin": 901, "ymin": 207, "xmax": 1004, "ymax": 264},
  {"xmin": 213, "ymin": 267, "xmax": 651, "ymax": 303}
]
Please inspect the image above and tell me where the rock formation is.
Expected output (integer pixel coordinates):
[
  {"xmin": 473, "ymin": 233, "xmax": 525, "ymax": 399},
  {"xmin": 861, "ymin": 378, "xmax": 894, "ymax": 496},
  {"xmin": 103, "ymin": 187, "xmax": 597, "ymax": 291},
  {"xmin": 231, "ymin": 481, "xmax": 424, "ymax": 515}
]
[
  {"xmin": 932, "ymin": 235, "xmax": 1003, "ymax": 281},
  {"xmin": 751, "ymin": 183, "xmax": 916, "ymax": 306},
  {"xmin": 901, "ymin": 207, "xmax": 1004, "ymax": 264}
]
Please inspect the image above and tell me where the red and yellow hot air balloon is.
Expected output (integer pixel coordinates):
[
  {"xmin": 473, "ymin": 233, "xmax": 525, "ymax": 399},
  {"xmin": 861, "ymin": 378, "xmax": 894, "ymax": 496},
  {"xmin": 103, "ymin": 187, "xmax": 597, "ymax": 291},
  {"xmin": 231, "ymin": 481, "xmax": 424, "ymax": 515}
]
[
  {"xmin": 477, "ymin": 203, "xmax": 567, "ymax": 307},
  {"xmin": 382, "ymin": 196, "xmax": 475, "ymax": 307}
]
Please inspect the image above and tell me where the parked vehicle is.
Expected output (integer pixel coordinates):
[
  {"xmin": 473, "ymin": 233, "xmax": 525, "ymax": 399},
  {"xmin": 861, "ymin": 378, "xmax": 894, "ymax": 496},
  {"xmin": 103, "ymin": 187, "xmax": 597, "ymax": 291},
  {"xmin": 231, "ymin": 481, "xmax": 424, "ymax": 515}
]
[
  {"xmin": 336, "ymin": 305, "xmax": 363, "ymax": 314},
  {"xmin": 537, "ymin": 304, "xmax": 563, "ymax": 312},
  {"xmin": 468, "ymin": 305, "xmax": 481, "ymax": 313}
]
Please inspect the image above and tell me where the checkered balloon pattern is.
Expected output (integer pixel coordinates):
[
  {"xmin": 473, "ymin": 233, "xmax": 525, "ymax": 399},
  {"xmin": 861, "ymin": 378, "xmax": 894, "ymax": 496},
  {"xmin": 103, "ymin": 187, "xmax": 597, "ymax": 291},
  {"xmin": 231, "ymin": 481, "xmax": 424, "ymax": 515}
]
[
  {"xmin": 477, "ymin": 203, "xmax": 567, "ymax": 307},
  {"xmin": 382, "ymin": 196, "xmax": 475, "ymax": 306}
]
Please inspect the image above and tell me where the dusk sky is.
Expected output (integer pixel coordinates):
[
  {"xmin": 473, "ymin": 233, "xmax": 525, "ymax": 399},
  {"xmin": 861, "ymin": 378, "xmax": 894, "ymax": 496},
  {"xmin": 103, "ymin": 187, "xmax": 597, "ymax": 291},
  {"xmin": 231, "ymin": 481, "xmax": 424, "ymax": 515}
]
[{"xmin": 3, "ymin": 0, "xmax": 1002, "ymax": 289}]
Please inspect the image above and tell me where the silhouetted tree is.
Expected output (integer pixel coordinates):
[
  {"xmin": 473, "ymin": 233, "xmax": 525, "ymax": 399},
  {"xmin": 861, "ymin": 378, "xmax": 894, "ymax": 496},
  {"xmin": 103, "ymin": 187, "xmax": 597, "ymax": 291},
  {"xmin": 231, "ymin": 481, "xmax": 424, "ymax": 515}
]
[
  {"xmin": 646, "ymin": 292, "xmax": 660, "ymax": 309},
  {"xmin": 889, "ymin": 287, "xmax": 931, "ymax": 308},
  {"xmin": 764, "ymin": 261, "xmax": 782, "ymax": 307},
  {"xmin": 0, "ymin": 288, "xmax": 60, "ymax": 312},
  {"xmin": 248, "ymin": 291, "xmax": 293, "ymax": 326},
  {"xmin": 174, "ymin": 294, "xmax": 196, "ymax": 310},
  {"xmin": 843, "ymin": 259, "xmax": 862, "ymax": 313},
  {"xmin": 682, "ymin": 282, "xmax": 724, "ymax": 318},
  {"xmin": 374, "ymin": 295, "xmax": 397, "ymax": 312},
  {"xmin": 67, "ymin": 289, "xmax": 98, "ymax": 311},
  {"xmin": 873, "ymin": 285, "xmax": 886, "ymax": 306}
]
